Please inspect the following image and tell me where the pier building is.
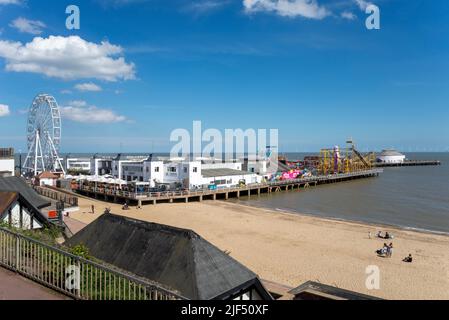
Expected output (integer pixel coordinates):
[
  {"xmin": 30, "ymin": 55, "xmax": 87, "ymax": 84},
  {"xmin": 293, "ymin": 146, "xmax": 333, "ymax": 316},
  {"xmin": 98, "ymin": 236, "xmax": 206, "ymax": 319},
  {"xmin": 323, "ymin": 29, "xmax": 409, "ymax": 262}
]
[{"xmin": 376, "ymin": 149, "xmax": 406, "ymax": 164}]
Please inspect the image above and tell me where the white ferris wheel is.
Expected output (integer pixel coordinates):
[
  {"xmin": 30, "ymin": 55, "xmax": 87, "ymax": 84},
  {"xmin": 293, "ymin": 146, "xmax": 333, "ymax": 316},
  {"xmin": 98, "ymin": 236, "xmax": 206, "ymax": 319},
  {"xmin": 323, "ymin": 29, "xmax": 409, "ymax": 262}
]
[{"xmin": 23, "ymin": 94, "xmax": 65, "ymax": 175}]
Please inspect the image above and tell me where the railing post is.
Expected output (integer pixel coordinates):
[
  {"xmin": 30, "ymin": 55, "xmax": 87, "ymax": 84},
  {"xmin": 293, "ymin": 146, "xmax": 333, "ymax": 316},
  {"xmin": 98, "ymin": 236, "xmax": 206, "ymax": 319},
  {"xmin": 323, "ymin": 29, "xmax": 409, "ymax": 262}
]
[
  {"xmin": 15, "ymin": 235, "xmax": 20, "ymax": 271},
  {"xmin": 76, "ymin": 258, "xmax": 81, "ymax": 299}
]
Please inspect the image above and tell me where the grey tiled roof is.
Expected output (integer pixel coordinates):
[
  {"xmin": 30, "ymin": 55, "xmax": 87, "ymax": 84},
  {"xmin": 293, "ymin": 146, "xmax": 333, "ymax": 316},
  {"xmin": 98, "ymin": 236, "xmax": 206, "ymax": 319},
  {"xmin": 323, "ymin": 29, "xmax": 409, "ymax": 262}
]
[
  {"xmin": 201, "ymin": 168, "xmax": 253, "ymax": 178},
  {"xmin": 65, "ymin": 214, "xmax": 271, "ymax": 300},
  {"xmin": 0, "ymin": 176, "xmax": 50, "ymax": 209}
]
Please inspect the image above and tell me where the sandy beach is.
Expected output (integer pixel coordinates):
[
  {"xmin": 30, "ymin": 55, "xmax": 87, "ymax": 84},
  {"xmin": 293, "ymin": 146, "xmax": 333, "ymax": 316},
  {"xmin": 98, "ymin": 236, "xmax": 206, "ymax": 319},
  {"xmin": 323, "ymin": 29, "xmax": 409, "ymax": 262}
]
[{"xmin": 67, "ymin": 196, "xmax": 449, "ymax": 300}]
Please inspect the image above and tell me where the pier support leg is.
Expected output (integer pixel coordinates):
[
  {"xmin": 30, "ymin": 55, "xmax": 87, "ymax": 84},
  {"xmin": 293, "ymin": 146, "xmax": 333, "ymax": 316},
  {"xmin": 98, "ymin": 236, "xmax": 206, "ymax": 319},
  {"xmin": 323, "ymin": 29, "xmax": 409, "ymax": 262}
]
[
  {"xmin": 185, "ymin": 197, "xmax": 189, "ymax": 203},
  {"xmin": 199, "ymin": 195, "xmax": 203, "ymax": 202},
  {"xmin": 257, "ymin": 188, "xmax": 261, "ymax": 196},
  {"xmin": 113, "ymin": 196, "xmax": 117, "ymax": 203},
  {"xmin": 225, "ymin": 193, "xmax": 229, "ymax": 200},
  {"xmin": 104, "ymin": 194, "xmax": 108, "ymax": 201},
  {"xmin": 169, "ymin": 198, "xmax": 173, "ymax": 203},
  {"xmin": 153, "ymin": 200, "xmax": 156, "ymax": 205},
  {"xmin": 138, "ymin": 199, "xmax": 142, "ymax": 208},
  {"xmin": 213, "ymin": 194, "xmax": 216, "ymax": 201},
  {"xmin": 237, "ymin": 191, "xmax": 240, "ymax": 198}
]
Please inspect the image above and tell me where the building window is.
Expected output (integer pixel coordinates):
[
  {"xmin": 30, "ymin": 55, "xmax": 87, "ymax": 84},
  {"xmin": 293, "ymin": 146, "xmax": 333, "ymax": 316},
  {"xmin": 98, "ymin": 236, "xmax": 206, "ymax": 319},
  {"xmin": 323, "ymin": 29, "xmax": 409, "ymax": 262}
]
[
  {"xmin": 169, "ymin": 167, "xmax": 176, "ymax": 173},
  {"xmin": 155, "ymin": 167, "xmax": 160, "ymax": 172},
  {"xmin": 193, "ymin": 167, "xmax": 198, "ymax": 173},
  {"xmin": 183, "ymin": 167, "xmax": 187, "ymax": 173},
  {"xmin": 146, "ymin": 167, "xmax": 149, "ymax": 172}
]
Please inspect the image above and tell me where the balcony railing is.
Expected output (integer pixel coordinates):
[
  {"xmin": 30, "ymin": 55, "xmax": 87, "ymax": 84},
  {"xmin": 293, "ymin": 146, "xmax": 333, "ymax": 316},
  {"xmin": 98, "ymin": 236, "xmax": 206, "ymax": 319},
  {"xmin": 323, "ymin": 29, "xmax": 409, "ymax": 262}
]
[
  {"xmin": 0, "ymin": 227, "xmax": 185, "ymax": 300},
  {"xmin": 75, "ymin": 169, "xmax": 382, "ymax": 200}
]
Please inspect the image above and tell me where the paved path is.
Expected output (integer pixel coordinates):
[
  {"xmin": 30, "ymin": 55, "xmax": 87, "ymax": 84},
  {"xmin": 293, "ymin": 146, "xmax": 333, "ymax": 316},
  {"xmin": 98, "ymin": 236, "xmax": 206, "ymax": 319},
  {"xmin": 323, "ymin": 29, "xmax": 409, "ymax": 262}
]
[
  {"xmin": 0, "ymin": 267, "xmax": 68, "ymax": 300},
  {"xmin": 63, "ymin": 216, "xmax": 87, "ymax": 235}
]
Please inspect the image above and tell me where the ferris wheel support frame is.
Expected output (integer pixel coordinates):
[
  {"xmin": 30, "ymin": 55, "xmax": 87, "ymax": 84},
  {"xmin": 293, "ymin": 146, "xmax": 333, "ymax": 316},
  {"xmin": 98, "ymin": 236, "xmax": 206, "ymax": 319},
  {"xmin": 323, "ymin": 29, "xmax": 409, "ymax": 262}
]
[
  {"xmin": 23, "ymin": 129, "xmax": 66, "ymax": 175},
  {"xmin": 23, "ymin": 94, "xmax": 65, "ymax": 176}
]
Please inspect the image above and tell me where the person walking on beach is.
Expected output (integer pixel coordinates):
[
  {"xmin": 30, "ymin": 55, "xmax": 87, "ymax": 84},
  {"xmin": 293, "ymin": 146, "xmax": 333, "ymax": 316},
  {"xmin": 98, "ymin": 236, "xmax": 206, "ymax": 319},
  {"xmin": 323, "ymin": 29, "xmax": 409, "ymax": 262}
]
[{"xmin": 91, "ymin": 205, "xmax": 95, "ymax": 214}]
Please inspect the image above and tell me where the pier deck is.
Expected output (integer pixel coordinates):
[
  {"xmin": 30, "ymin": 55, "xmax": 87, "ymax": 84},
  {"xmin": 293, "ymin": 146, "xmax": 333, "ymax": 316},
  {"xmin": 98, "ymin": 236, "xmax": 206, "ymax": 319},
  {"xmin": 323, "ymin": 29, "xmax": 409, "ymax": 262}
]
[
  {"xmin": 374, "ymin": 160, "xmax": 441, "ymax": 167},
  {"xmin": 74, "ymin": 169, "xmax": 383, "ymax": 206}
]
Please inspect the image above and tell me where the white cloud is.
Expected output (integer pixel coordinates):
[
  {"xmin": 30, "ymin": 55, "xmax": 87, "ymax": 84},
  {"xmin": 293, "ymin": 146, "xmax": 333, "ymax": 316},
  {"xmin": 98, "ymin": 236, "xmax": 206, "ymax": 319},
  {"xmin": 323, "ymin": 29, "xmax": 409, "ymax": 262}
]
[
  {"xmin": 10, "ymin": 17, "xmax": 46, "ymax": 35},
  {"xmin": 0, "ymin": 35, "xmax": 136, "ymax": 81},
  {"xmin": 184, "ymin": 0, "xmax": 231, "ymax": 14},
  {"xmin": 243, "ymin": 0, "xmax": 330, "ymax": 19},
  {"xmin": 354, "ymin": 0, "xmax": 372, "ymax": 11},
  {"xmin": 67, "ymin": 100, "xmax": 88, "ymax": 107},
  {"xmin": 75, "ymin": 82, "xmax": 102, "ymax": 92},
  {"xmin": 341, "ymin": 11, "xmax": 356, "ymax": 20},
  {"xmin": 60, "ymin": 100, "xmax": 127, "ymax": 124},
  {"xmin": 0, "ymin": 104, "xmax": 10, "ymax": 117},
  {"xmin": 96, "ymin": 0, "xmax": 150, "ymax": 8},
  {"xmin": 60, "ymin": 89, "xmax": 73, "ymax": 95},
  {"xmin": 0, "ymin": 0, "xmax": 22, "ymax": 5}
]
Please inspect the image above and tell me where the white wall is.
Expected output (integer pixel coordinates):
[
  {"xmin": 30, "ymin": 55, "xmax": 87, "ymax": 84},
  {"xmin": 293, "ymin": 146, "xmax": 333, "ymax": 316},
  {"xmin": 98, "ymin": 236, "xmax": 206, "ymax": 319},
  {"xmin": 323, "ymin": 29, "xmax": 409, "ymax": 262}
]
[
  {"xmin": 0, "ymin": 158, "xmax": 14, "ymax": 176},
  {"xmin": 246, "ymin": 160, "xmax": 268, "ymax": 174},
  {"xmin": 200, "ymin": 173, "xmax": 261, "ymax": 188},
  {"xmin": 39, "ymin": 178, "xmax": 56, "ymax": 187},
  {"xmin": 144, "ymin": 161, "xmax": 164, "ymax": 187},
  {"xmin": 377, "ymin": 155, "xmax": 405, "ymax": 164},
  {"xmin": 66, "ymin": 158, "xmax": 91, "ymax": 172},
  {"xmin": 4, "ymin": 202, "xmax": 43, "ymax": 230},
  {"xmin": 202, "ymin": 162, "xmax": 242, "ymax": 170}
]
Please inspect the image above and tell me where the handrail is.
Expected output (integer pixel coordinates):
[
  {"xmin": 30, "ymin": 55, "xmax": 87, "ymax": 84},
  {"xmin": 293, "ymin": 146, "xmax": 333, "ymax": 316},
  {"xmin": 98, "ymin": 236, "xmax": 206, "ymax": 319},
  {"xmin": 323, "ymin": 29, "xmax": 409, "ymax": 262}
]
[
  {"xmin": 33, "ymin": 185, "xmax": 78, "ymax": 207},
  {"xmin": 0, "ymin": 227, "xmax": 185, "ymax": 300},
  {"xmin": 74, "ymin": 169, "xmax": 382, "ymax": 200}
]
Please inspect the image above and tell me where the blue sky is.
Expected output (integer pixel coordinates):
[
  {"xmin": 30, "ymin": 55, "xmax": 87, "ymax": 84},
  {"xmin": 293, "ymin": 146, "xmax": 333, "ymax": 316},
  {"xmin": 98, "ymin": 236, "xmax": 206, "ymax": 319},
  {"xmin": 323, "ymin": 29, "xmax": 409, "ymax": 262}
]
[{"xmin": 0, "ymin": 0, "xmax": 448, "ymax": 153}]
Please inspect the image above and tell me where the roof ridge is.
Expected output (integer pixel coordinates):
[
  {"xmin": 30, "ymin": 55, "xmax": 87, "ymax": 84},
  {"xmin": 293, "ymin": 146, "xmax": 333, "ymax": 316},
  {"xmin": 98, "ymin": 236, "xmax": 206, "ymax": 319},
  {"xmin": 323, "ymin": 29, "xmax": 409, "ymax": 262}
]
[{"xmin": 106, "ymin": 213, "xmax": 199, "ymax": 238}]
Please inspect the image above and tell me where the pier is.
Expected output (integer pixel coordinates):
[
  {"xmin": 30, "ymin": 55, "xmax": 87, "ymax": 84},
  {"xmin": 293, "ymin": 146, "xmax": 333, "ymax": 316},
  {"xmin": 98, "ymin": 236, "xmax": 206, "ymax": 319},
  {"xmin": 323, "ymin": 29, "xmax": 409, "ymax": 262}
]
[
  {"xmin": 74, "ymin": 169, "xmax": 383, "ymax": 206},
  {"xmin": 374, "ymin": 160, "xmax": 441, "ymax": 168}
]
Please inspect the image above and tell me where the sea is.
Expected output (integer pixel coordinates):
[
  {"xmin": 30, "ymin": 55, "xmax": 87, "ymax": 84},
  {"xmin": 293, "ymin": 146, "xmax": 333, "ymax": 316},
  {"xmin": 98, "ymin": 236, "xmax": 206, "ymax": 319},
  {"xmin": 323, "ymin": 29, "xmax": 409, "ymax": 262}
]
[
  {"xmin": 232, "ymin": 152, "xmax": 449, "ymax": 235},
  {"xmin": 14, "ymin": 152, "xmax": 449, "ymax": 234}
]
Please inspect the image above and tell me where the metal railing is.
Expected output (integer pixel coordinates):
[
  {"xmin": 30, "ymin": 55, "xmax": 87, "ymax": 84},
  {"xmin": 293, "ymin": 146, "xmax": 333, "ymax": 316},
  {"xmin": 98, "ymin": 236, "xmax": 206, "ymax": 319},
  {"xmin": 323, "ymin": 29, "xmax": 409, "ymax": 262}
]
[
  {"xmin": 0, "ymin": 227, "xmax": 185, "ymax": 300},
  {"xmin": 75, "ymin": 169, "xmax": 383, "ymax": 200},
  {"xmin": 33, "ymin": 185, "xmax": 79, "ymax": 207}
]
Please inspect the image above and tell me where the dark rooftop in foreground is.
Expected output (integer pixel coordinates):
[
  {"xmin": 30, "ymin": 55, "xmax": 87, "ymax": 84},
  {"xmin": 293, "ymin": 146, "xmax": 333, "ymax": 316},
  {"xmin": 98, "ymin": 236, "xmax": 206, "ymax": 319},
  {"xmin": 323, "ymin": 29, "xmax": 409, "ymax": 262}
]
[
  {"xmin": 65, "ymin": 214, "xmax": 271, "ymax": 300},
  {"xmin": 288, "ymin": 281, "xmax": 383, "ymax": 300},
  {"xmin": 0, "ymin": 176, "xmax": 50, "ymax": 209}
]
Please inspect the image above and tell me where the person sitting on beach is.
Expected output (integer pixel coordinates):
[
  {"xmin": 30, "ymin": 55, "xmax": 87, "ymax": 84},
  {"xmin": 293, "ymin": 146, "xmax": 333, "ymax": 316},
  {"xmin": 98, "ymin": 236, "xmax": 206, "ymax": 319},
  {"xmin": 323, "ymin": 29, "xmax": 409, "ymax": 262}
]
[
  {"xmin": 387, "ymin": 243, "xmax": 393, "ymax": 258},
  {"xmin": 376, "ymin": 243, "xmax": 389, "ymax": 256},
  {"xmin": 377, "ymin": 231, "xmax": 383, "ymax": 238},
  {"xmin": 385, "ymin": 232, "xmax": 391, "ymax": 239},
  {"xmin": 403, "ymin": 254, "xmax": 413, "ymax": 263}
]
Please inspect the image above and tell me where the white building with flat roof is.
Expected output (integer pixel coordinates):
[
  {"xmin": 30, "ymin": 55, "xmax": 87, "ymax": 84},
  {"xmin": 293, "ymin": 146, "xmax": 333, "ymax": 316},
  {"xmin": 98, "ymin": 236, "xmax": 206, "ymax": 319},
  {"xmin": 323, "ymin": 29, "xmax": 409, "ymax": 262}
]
[
  {"xmin": 0, "ymin": 148, "xmax": 15, "ymax": 177},
  {"xmin": 72, "ymin": 154, "xmax": 264, "ymax": 190},
  {"xmin": 66, "ymin": 158, "xmax": 91, "ymax": 173}
]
